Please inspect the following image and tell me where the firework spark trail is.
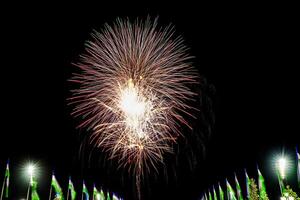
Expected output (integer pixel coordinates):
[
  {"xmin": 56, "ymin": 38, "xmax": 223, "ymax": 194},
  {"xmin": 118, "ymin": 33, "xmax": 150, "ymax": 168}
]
[{"xmin": 70, "ymin": 18, "xmax": 198, "ymax": 192}]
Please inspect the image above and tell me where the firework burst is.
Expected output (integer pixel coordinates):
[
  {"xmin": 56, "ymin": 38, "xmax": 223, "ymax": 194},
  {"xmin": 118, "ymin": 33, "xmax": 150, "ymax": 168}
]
[{"xmin": 70, "ymin": 18, "xmax": 198, "ymax": 179}]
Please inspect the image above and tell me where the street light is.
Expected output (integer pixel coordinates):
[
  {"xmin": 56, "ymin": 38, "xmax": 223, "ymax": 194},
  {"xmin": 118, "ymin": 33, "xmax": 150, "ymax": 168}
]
[
  {"xmin": 27, "ymin": 164, "xmax": 35, "ymax": 183},
  {"xmin": 278, "ymin": 157, "xmax": 287, "ymax": 179},
  {"xmin": 276, "ymin": 156, "xmax": 293, "ymax": 198},
  {"xmin": 276, "ymin": 157, "xmax": 286, "ymax": 196},
  {"xmin": 25, "ymin": 164, "xmax": 35, "ymax": 200}
]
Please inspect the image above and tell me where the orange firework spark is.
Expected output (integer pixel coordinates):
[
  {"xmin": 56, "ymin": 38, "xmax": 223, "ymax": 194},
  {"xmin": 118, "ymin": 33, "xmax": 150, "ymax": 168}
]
[{"xmin": 70, "ymin": 18, "xmax": 198, "ymax": 179}]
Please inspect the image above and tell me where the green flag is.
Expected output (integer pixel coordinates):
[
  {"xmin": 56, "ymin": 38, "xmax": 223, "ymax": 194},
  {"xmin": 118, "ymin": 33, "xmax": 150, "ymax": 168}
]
[
  {"xmin": 226, "ymin": 179, "xmax": 237, "ymax": 200},
  {"xmin": 4, "ymin": 160, "xmax": 10, "ymax": 198},
  {"xmin": 82, "ymin": 181, "xmax": 89, "ymax": 200},
  {"xmin": 245, "ymin": 170, "xmax": 251, "ymax": 199},
  {"xmin": 112, "ymin": 193, "xmax": 119, "ymax": 200},
  {"xmin": 213, "ymin": 186, "xmax": 218, "ymax": 200},
  {"xmin": 107, "ymin": 192, "xmax": 112, "ymax": 200},
  {"xmin": 31, "ymin": 179, "xmax": 40, "ymax": 200},
  {"xmin": 93, "ymin": 185, "xmax": 101, "ymax": 200},
  {"xmin": 208, "ymin": 190, "xmax": 212, "ymax": 200},
  {"xmin": 234, "ymin": 174, "xmax": 243, "ymax": 200},
  {"xmin": 51, "ymin": 174, "xmax": 64, "ymax": 199},
  {"xmin": 257, "ymin": 168, "xmax": 268, "ymax": 199},
  {"xmin": 275, "ymin": 166, "xmax": 285, "ymax": 195},
  {"xmin": 297, "ymin": 147, "xmax": 300, "ymax": 188},
  {"xmin": 100, "ymin": 189, "xmax": 106, "ymax": 200},
  {"xmin": 218, "ymin": 183, "xmax": 224, "ymax": 200},
  {"xmin": 68, "ymin": 177, "xmax": 76, "ymax": 200}
]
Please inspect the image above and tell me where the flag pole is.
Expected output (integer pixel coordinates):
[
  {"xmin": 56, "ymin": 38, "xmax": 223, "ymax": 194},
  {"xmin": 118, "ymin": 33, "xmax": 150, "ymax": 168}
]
[
  {"xmin": 276, "ymin": 169, "xmax": 284, "ymax": 196},
  {"xmin": 67, "ymin": 186, "xmax": 70, "ymax": 200},
  {"xmin": 26, "ymin": 164, "xmax": 34, "ymax": 200},
  {"xmin": 81, "ymin": 181, "xmax": 84, "ymax": 200},
  {"xmin": 0, "ymin": 177, "xmax": 5, "ymax": 200},
  {"xmin": 49, "ymin": 171, "xmax": 53, "ymax": 200},
  {"xmin": 48, "ymin": 184, "xmax": 52, "ymax": 200},
  {"xmin": 26, "ymin": 181, "xmax": 31, "ymax": 200},
  {"xmin": 92, "ymin": 184, "xmax": 94, "ymax": 200},
  {"xmin": 296, "ymin": 145, "xmax": 300, "ymax": 189},
  {"xmin": 226, "ymin": 179, "xmax": 229, "ymax": 200}
]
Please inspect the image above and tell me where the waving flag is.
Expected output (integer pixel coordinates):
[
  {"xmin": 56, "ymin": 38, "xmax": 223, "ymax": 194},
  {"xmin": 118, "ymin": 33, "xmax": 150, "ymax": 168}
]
[
  {"xmin": 107, "ymin": 192, "xmax": 111, "ymax": 200},
  {"xmin": 4, "ymin": 160, "xmax": 10, "ymax": 198},
  {"xmin": 245, "ymin": 169, "xmax": 251, "ymax": 199},
  {"xmin": 234, "ymin": 174, "xmax": 243, "ymax": 200},
  {"xmin": 68, "ymin": 177, "xmax": 76, "ymax": 200},
  {"xmin": 51, "ymin": 173, "xmax": 64, "ymax": 199},
  {"xmin": 0, "ymin": 159, "xmax": 10, "ymax": 199},
  {"xmin": 257, "ymin": 167, "xmax": 268, "ymax": 199},
  {"xmin": 276, "ymin": 164, "xmax": 285, "ymax": 195},
  {"xmin": 93, "ymin": 185, "xmax": 101, "ymax": 200},
  {"xmin": 31, "ymin": 179, "xmax": 40, "ymax": 200},
  {"xmin": 208, "ymin": 190, "xmax": 212, "ymax": 200},
  {"xmin": 226, "ymin": 179, "xmax": 237, "ymax": 200},
  {"xmin": 112, "ymin": 193, "xmax": 119, "ymax": 200},
  {"xmin": 100, "ymin": 189, "xmax": 106, "ymax": 200},
  {"xmin": 213, "ymin": 186, "xmax": 218, "ymax": 200},
  {"xmin": 218, "ymin": 183, "xmax": 224, "ymax": 200},
  {"xmin": 82, "ymin": 181, "xmax": 89, "ymax": 200}
]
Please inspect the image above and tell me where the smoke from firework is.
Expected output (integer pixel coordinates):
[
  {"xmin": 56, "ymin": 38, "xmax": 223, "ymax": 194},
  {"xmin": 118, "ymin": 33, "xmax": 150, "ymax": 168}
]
[{"xmin": 69, "ymin": 18, "xmax": 198, "ymax": 178}]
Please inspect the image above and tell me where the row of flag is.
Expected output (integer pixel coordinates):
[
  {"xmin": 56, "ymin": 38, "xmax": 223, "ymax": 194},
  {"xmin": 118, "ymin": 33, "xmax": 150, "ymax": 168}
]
[
  {"xmin": 202, "ymin": 147, "xmax": 300, "ymax": 200},
  {"xmin": 1, "ymin": 147, "xmax": 300, "ymax": 199},
  {"xmin": 202, "ymin": 168, "xmax": 267, "ymax": 200},
  {"xmin": 49, "ymin": 175, "xmax": 120, "ymax": 200},
  {"xmin": 0, "ymin": 160, "xmax": 123, "ymax": 200}
]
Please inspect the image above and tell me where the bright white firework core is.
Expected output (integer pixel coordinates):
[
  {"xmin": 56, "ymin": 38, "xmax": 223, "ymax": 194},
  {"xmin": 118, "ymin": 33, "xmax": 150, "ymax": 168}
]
[{"xmin": 119, "ymin": 79, "xmax": 152, "ymax": 139}]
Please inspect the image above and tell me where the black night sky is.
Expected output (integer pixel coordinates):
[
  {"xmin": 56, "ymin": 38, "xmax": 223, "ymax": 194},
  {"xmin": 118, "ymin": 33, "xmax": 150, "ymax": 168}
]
[{"xmin": 0, "ymin": 2, "xmax": 298, "ymax": 200}]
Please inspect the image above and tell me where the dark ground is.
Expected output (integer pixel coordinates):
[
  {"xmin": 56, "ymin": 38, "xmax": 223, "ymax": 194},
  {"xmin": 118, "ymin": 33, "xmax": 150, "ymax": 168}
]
[{"xmin": 0, "ymin": 2, "xmax": 298, "ymax": 200}]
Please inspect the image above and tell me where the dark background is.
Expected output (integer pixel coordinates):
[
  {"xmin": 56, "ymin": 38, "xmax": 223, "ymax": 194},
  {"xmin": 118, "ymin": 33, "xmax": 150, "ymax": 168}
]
[{"xmin": 0, "ymin": 2, "xmax": 298, "ymax": 200}]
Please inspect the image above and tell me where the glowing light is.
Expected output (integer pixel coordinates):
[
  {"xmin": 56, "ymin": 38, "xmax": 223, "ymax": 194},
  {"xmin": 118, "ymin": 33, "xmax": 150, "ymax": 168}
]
[
  {"xmin": 21, "ymin": 162, "xmax": 40, "ymax": 182},
  {"xmin": 27, "ymin": 164, "xmax": 35, "ymax": 177},
  {"xmin": 278, "ymin": 157, "xmax": 287, "ymax": 179},
  {"xmin": 23, "ymin": 163, "xmax": 37, "ymax": 187}
]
